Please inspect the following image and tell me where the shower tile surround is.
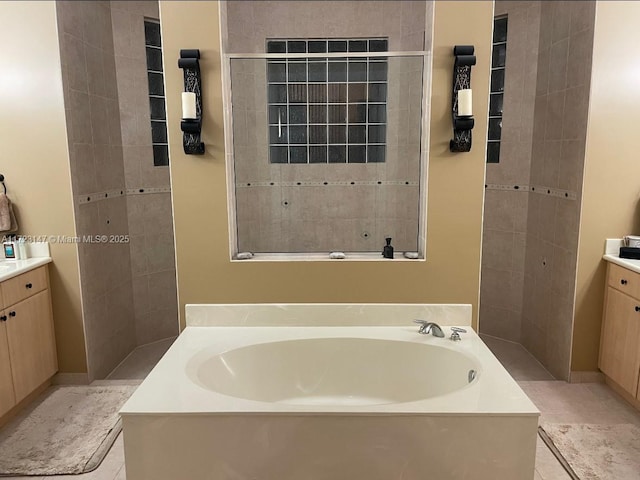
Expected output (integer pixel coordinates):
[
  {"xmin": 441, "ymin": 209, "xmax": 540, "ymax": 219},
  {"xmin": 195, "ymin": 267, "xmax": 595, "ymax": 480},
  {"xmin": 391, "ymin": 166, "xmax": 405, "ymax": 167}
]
[
  {"xmin": 56, "ymin": 1, "xmax": 178, "ymax": 380},
  {"xmin": 480, "ymin": 1, "xmax": 595, "ymax": 380},
  {"xmin": 56, "ymin": 0, "xmax": 135, "ymax": 381},
  {"xmin": 224, "ymin": 1, "xmax": 430, "ymax": 254},
  {"xmin": 111, "ymin": 0, "xmax": 178, "ymax": 347}
]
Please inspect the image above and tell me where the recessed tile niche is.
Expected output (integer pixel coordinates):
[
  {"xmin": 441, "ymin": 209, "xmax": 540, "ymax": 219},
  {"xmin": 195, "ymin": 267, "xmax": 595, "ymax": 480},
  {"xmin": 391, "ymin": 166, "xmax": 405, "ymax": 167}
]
[{"xmin": 223, "ymin": 1, "xmax": 433, "ymax": 256}]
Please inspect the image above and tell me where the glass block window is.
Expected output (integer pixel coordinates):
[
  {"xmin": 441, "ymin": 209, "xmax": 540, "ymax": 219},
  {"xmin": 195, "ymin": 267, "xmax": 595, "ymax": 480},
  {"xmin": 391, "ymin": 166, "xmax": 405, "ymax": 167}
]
[
  {"xmin": 487, "ymin": 16, "xmax": 507, "ymax": 164},
  {"xmin": 144, "ymin": 20, "xmax": 169, "ymax": 167},
  {"xmin": 267, "ymin": 39, "xmax": 388, "ymax": 164}
]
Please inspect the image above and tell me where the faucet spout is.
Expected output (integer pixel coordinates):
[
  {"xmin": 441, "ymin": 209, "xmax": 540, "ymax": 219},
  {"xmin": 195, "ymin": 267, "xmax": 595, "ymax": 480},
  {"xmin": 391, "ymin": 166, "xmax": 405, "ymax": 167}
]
[{"xmin": 413, "ymin": 319, "xmax": 445, "ymax": 338}]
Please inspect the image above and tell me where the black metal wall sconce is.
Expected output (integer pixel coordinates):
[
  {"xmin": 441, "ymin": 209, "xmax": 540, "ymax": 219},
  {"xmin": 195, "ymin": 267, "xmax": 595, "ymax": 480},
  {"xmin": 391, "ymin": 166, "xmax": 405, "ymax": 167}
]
[
  {"xmin": 450, "ymin": 45, "xmax": 477, "ymax": 153},
  {"xmin": 178, "ymin": 49, "xmax": 205, "ymax": 155}
]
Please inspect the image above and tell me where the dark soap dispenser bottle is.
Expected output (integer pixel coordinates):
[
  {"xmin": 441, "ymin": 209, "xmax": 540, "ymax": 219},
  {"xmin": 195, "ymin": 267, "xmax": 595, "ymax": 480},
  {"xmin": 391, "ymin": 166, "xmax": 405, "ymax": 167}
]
[{"xmin": 382, "ymin": 237, "xmax": 394, "ymax": 259}]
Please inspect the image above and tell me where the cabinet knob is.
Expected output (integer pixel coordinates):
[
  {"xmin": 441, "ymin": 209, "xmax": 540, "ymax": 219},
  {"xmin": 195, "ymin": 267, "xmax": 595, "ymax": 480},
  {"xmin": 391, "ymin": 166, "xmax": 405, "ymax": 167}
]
[
  {"xmin": 621, "ymin": 279, "xmax": 628, "ymax": 285},
  {"xmin": 0, "ymin": 315, "xmax": 6, "ymax": 322},
  {"xmin": 635, "ymin": 306, "xmax": 640, "ymax": 312},
  {"xmin": 8, "ymin": 311, "xmax": 16, "ymax": 317},
  {"xmin": 25, "ymin": 283, "xmax": 32, "ymax": 289}
]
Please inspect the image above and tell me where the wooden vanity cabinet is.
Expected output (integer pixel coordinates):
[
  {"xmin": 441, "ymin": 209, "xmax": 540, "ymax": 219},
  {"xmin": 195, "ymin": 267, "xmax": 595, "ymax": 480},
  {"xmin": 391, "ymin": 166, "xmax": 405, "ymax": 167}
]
[
  {"xmin": 0, "ymin": 307, "xmax": 16, "ymax": 418},
  {"xmin": 0, "ymin": 265, "xmax": 57, "ymax": 421},
  {"xmin": 599, "ymin": 263, "xmax": 640, "ymax": 402}
]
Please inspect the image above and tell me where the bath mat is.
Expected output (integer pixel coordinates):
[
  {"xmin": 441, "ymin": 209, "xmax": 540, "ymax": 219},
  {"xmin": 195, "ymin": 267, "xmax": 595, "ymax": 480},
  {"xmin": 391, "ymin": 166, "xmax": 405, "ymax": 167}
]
[
  {"xmin": 0, "ymin": 384, "xmax": 137, "ymax": 476},
  {"xmin": 538, "ymin": 423, "xmax": 640, "ymax": 480}
]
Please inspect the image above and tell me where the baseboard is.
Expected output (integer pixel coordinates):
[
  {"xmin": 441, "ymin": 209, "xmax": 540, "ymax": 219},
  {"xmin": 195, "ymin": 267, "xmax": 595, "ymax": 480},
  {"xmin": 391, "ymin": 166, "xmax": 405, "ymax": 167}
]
[
  {"xmin": 51, "ymin": 372, "xmax": 90, "ymax": 385},
  {"xmin": 604, "ymin": 376, "xmax": 640, "ymax": 411},
  {"xmin": 569, "ymin": 371, "xmax": 605, "ymax": 384}
]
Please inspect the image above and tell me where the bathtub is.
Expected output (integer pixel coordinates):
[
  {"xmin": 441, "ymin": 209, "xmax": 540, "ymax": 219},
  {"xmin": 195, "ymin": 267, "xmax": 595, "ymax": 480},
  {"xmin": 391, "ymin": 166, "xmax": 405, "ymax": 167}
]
[{"xmin": 121, "ymin": 304, "xmax": 539, "ymax": 480}]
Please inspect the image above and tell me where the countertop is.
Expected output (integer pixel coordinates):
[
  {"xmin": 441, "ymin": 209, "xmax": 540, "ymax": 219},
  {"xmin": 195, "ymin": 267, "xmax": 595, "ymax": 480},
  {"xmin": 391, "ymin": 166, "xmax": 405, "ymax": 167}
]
[
  {"xmin": 602, "ymin": 238, "xmax": 640, "ymax": 274},
  {"xmin": 603, "ymin": 254, "xmax": 640, "ymax": 274},
  {"xmin": 0, "ymin": 257, "xmax": 52, "ymax": 283}
]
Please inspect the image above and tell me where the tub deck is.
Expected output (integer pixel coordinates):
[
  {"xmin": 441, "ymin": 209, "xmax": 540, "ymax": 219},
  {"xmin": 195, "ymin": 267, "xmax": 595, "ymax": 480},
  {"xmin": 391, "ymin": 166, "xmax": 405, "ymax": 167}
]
[
  {"xmin": 121, "ymin": 304, "xmax": 539, "ymax": 480},
  {"xmin": 121, "ymin": 325, "xmax": 538, "ymax": 416}
]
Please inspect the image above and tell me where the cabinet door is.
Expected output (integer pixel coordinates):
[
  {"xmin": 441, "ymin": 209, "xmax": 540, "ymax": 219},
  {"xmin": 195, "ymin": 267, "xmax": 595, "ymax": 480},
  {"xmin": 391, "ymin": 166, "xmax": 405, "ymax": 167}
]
[
  {"xmin": 0, "ymin": 311, "xmax": 16, "ymax": 417},
  {"xmin": 5, "ymin": 290, "xmax": 57, "ymax": 402},
  {"xmin": 599, "ymin": 287, "xmax": 640, "ymax": 396}
]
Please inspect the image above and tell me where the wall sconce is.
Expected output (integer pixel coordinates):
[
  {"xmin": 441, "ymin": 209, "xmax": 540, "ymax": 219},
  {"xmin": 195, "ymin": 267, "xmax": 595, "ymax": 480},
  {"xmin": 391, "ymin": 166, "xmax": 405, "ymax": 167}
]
[
  {"xmin": 178, "ymin": 49, "xmax": 205, "ymax": 155},
  {"xmin": 450, "ymin": 45, "xmax": 477, "ymax": 153}
]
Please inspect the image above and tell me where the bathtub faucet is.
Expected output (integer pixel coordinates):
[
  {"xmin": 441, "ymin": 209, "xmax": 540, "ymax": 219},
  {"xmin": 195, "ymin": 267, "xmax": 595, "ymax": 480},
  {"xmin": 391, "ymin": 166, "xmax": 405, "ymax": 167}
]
[{"xmin": 413, "ymin": 320, "xmax": 445, "ymax": 338}]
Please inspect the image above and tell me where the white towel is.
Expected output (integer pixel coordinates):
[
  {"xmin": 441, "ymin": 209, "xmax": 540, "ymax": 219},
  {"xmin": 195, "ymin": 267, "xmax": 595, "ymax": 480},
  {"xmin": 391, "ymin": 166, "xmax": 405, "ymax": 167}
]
[{"xmin": 0, "ymin": 194, "xmax": 18, "ymax": 233}]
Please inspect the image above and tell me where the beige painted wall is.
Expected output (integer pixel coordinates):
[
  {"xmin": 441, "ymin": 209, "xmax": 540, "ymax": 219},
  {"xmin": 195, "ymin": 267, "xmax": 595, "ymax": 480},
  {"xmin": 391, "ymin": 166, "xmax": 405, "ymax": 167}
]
[
  {"xmin": 573, "ymin": 1, "xmax": 640, "ymax": 372},
  {"xmin": 0, "ymin": 1, "xmax": 86, "ymax": 373},
  {"xmin": 160, "ymin": 0, "xmax": 493, "ymax": 328}
]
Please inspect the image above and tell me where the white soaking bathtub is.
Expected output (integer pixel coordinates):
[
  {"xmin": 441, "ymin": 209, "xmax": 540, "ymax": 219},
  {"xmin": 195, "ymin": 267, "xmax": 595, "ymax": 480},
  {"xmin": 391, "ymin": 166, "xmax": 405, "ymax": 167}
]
[{"xmin": 121, "ymin": 304, "xmax": 539, "ymax": 480}]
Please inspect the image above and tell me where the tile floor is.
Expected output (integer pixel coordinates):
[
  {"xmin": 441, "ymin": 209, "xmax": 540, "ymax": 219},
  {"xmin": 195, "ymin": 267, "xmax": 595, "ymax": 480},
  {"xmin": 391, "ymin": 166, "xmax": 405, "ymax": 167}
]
[
  {"xmin": 482, "ymin": 334, "xmax": 640, "ymax": 480},
  {"xmin": 106, "ymin": 337, "xmax": 176, "ymax": 380},
  {"xmin": 3, "ymin": 334, "xmax": 640, "ymax": 479}
]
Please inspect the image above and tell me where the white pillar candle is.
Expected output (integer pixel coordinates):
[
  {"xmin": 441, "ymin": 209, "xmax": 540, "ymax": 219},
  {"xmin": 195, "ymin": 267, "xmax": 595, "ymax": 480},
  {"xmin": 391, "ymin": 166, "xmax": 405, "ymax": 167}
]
[
  {"xmin": 457, "ymin": 89, "xmax": 473, "ymax": 117},
  {"xmin": 182, "ymin": 92, "xmax": 197, "ymax": 119}
]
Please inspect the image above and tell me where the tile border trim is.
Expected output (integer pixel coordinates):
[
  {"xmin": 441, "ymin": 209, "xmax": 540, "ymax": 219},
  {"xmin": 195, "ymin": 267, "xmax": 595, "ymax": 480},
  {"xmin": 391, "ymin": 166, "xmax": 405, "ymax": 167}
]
[
  {"xmin": 236, "ymin": 180, "xmax": 419, "ymax": 188},
  {"xmin": 76, "ymin": 186, "xmax": 172, "ymax": 205},
  {"xmin": 485, "ymin": 183, "xmax": 577, "ymax": 201}
]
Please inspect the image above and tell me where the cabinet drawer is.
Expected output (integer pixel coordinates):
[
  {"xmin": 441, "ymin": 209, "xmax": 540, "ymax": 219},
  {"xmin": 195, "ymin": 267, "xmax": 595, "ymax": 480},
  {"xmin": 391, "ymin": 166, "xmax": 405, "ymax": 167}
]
[
  {"xmin": 1, "ymin": 266, "xmax": 47, "ymax": 307},
  {"xmin": 607, "ymin": 263, "xmax": 640, "ymax": 298}
]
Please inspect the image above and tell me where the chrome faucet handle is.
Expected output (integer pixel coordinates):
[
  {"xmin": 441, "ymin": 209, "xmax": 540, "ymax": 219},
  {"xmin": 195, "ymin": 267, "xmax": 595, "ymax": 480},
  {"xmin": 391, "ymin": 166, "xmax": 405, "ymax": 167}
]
[
  {"xmin": 414, "ymin": 320, "xmax": 445, "ymax": 337},
  {"xmin": 413, "ymin": 319, "xmax": 428, "ymax": 333},
  {"xmin": 450, "ymin": 326, "xmax": 467, "ymax": 341}
]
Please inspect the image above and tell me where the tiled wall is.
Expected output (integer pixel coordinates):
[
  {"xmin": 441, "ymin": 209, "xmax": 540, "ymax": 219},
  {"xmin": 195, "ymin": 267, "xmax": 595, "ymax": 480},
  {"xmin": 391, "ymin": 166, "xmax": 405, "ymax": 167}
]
[
  {"xmin": 111, "ymin": 1, "xmax": 178, "ymax": 345},
  {"xmin": 480, "ymin": 1, "xmax": 595, "ymax": 380},
  {"xmin": 226, "ymin": 1, "xmax": 430, "ymax": 253},
  {"xmin": 480, "ymin": 1, "xmax": 540, "ymax": 342},
  {"xmin": 57, "ymin": 0, "xmax": 178, "ymax": 379},
  {"xmin": 56, "ymin": 0, "xmax": 136, "ymax": 380},
  {"xmin": 224, "ymin": 1, "xmax": 431, "ymax": 54},
  {"xmin": 521, "ymin": 1, "xmax": 595, "ymax": 380}
]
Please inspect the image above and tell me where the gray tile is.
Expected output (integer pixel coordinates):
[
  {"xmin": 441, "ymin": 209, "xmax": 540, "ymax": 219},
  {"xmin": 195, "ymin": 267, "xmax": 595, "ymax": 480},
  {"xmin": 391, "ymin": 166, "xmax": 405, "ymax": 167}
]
[
  {"xmin": 147, "ymin": 270, "xmax": 178, "ymax": 312},
  {"xmin": 68, "ymin": 89, "xmax": 93, "ymax": 144},
  {"xmin": 548, "ymin": 39, "xmax": 569, "ymax": 94},
  {"xmin": 480, "ymin": 335, "xmax": 554, "ymax": 381},
  {"xmin": 56, "ymin": 1, "xmax": 84, "ymax": 39},
  {"xmin": 107, "ymin": 337, "xmax": 176, "ymax": 380},
  {"xmin": 550, "ymin": 0, "xmax": 571, "ymax": 43},
  {"xmin": 544, "ymin": 91, "xmax": 566, "ymax": 141}
]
